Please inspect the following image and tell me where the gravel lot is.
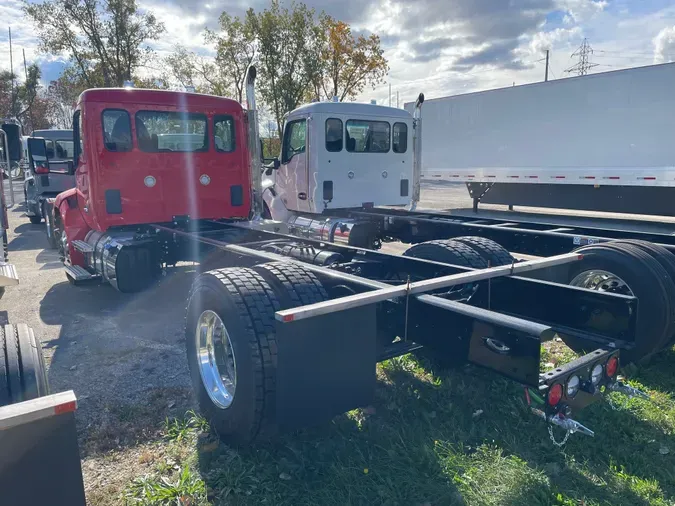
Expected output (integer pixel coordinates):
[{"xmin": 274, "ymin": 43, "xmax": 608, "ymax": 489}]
[{"xmin": 2, "ymin": 178, "xmax": 675, "ymax": 502}]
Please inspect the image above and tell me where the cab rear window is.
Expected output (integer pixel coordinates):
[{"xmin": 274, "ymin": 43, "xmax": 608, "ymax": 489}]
[
  {"xmin": 135, "ymin": 111, "xmax": 208, "ymax": 152},
  {"xmin": 103, "ymin": 109, "xmax": 132, "ymax": 152}
]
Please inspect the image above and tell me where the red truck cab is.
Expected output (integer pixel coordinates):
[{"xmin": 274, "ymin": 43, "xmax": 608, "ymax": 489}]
[{"xmin": 45, "ymin": 88, "xmax": 252, "ymax": 291}]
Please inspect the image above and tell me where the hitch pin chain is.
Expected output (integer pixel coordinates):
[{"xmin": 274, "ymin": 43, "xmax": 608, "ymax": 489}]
[{"xmin": 531, "ymin": 407, "xmax": 595, "ymax": 446}]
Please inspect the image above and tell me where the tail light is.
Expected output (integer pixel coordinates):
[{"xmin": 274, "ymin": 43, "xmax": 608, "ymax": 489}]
[
  {"xmin": 547, "ymin": 383, "xmax": 563, "ymax": 406},
  {"xmin": 606, "ymin": 356, "xmax": 618, "ymax": 378},
  {"xmin": 34, "ymin": 164, "xmax": 49, "ymax": 174}
]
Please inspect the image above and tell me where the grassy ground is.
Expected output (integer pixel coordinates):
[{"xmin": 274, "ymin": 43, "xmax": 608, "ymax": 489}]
[{"xmin": 102, "ymin": 343, "xmax": 675, "ymax": 506}]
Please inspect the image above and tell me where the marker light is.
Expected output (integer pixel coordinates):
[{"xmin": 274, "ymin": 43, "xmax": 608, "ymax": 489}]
[{"xmin": 606, "ymin": 356, "xmax": 618, "ymax": 378}]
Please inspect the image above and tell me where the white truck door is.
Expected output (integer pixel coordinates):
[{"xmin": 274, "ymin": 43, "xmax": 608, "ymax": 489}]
[{"xmin": 278, "ymin": 117, "xmax": 311, "ymax": 213}]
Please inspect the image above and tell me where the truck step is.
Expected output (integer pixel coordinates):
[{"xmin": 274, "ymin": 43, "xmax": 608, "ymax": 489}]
[
  {"xmin": 0, "ymin": 263, "xmax": 19, "ymax": 287},
  {"xmin": 64, "ymin": 264, "xmax": 98, "ymax": 281},
  {"xmin": 71, "ymin": 240, "xmax": 93, "ymax": 253}
]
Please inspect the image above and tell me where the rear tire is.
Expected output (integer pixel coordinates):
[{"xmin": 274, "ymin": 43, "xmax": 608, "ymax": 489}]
[
  {"xmin": 611, "ymin": 240, "xmax": 675, "ymax": 348},
  {"xmin": 185, "ymin": 268, "xmax": 280, "ymax": 445},
  {"xmin": 0, "ymin": 324, "xmax": 49, "ymax": 407},
  {"xmin": 403, "ymin": 239, "xmax": 488, "ymax": 269},
  {"xmin": 252, "ymin": 261, "xmax": 328, "ymax": 308},
  {"xmin": 566, "ymin": 242, "xmax": 674, "ymax": 363},
  {"xmin": 452, "ymin": 236, "xmax": 514, "ymax": 266}
]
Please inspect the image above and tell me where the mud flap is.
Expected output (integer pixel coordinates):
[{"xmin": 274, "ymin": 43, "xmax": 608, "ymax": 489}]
[{"xmin": 275, "ymin": 305, "xmax": 377, "ymax": 432}]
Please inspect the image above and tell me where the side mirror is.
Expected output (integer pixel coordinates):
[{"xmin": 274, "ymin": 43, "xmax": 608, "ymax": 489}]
[
  {"xmin": 27, "ymin": 137, "xmax": 50, "ymax": 175},
  {"xmin": 1, "ymin": 123, "xmax": 22, "ymax": 162},
  {"xmin": 259, "ymin": 139, "xmax": 265, "ymax": 162},
  {"xmin": 273, "ymin": 158, "xmax": 281, "ymax": 170}
]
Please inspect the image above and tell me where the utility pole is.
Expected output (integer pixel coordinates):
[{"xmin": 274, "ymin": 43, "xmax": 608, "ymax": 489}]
[
  {"xmin": 565, "ymin": 38, "xmax": 598, "ymax": 76},
  {"xmin": 389, "ymin": 83, "xmax": 391, "ymax": 107},
  {"xmin": 23, "ymin": 49, "xmax": 34, "ymax": 132},
  {"xmin": 9, "ymin": 27, "xmax": 16, "ymax": 119},
  {"xmin": 396, "ymin": 91, "xmax": 399, "ymax": 108},
  {"xmin": 544, "ymin": 49, "xmax": 549, "ymax": 82}
]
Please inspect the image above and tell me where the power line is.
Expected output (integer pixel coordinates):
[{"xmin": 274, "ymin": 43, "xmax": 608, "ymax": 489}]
[{"xmin": 565, "ymin": 38, "xmax": 599, "ymax": 76}]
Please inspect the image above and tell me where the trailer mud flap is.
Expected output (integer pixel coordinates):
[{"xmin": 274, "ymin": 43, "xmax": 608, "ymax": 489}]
[{"xmin": 275, "ymin": 305, "xmax": 377, "ymax": 432}]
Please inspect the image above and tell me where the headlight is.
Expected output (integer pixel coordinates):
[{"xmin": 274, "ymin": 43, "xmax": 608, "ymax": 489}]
[
  {"xmin": 566, "ymin": 375, "xmax": 580, "ymax": 397},
  {"xmin": 591, "ymin": 363, "xmax": 603, "ymax": 385}
]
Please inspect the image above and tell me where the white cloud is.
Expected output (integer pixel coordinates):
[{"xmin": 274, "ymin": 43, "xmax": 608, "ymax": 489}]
[
  {"xmin": 558, "ymin": 0, "xmax": 607, "ymax": 24},
  {"xmin": 654, "ymin": 25, "xmax": 675, "ymax": 63}
]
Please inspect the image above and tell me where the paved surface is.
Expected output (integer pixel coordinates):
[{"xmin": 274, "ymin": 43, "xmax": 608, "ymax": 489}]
[{"xmin": 2, "ymin": 177, "xmax": 675, "ymax": 455}]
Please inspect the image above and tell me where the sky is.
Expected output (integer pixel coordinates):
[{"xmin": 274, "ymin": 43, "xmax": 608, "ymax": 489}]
[{"xmin": 2, "ymin": 0, "xmax": 675, "ymax": 107}]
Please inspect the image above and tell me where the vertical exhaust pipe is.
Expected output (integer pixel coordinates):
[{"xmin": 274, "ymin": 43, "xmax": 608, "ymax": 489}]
[
  {"xmin": 410, "ymin": 92, "xmax": 424, "ymax": 211},
  {"xmin": 246, "ymin": 66, "xmax": 263, "ymax": 220}
]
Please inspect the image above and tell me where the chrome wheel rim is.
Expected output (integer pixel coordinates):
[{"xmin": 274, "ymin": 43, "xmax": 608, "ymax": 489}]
[
  {"xmin": 570, "ymin": 270, "xmax": 634, "ymax": 296},
  {"xmin": 195, "ymin": 310, "xmax": 237, "ymax": 409}
]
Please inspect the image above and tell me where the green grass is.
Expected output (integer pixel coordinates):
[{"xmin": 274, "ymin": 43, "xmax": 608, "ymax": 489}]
[{"xmin": 121, "ymin": 346, "xmax": 675, "ymax": 506}]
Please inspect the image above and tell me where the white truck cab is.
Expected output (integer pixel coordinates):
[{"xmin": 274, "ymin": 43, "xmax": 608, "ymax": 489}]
[{"xmin": 263, "ymin": 102, "xmax": 414, "ymax": 221}]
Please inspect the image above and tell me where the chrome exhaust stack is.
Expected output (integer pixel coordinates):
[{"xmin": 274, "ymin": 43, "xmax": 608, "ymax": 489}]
[
  {"xmin": 409, "ymin": 93, "xmax": 425, "ymax": 212},
  {"xmin": 246, "ymin": 66, "xmax": 263, "ymax": 220}
]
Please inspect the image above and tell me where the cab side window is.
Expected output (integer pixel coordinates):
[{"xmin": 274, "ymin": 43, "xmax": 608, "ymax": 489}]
[
  {"xmin": 282, "ymin": 119, "xmax": 306, "ymax": 163},
  {"xmin": 393, "ymin": 122, "xmax": 408, "ymax": 153},
  {"xmin": 102, "ymin": 109, "xmax": 132, "ymax": 152}
]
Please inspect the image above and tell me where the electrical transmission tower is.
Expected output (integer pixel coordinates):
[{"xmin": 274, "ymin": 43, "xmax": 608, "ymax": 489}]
[{"xmin": 565, "ymin": 38, "xmax": 598, "ymax": 76}]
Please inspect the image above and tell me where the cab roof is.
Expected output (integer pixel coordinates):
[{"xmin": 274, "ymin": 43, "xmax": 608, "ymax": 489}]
[
  {"xmin": 78, "ymin": 88, "xmax": 243, "ymax": 111},
  {"xmin": 291, "ymin": 101, "xmax": 412, "ymax": 119}
]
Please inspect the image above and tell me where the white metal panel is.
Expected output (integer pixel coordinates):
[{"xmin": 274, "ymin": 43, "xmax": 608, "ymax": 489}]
[{"xmin": 406, "ymin": 63, "xmax": 675, "ymax": 187}]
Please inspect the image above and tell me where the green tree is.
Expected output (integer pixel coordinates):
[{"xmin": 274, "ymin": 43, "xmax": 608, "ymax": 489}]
[
  {"xmin": 204, "ymin": 10, "xmax": 257, "ymax": 104},
  {"xmin": 252, "ymin": 0, "xmax": 324, "ymax": 138},
  {"xmin": 314, "ymin": 15, "xmax": 388, "ymax": 102},
  {"xmin": 163, "ymin": 45, "xmax": 229, "ymax": 96},
  {"xmin": 24, "ymin": 0, "xmax": 165, "ymax": 87}
]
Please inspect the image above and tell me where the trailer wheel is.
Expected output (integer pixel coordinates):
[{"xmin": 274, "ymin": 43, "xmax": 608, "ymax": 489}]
[
  {"xmin": 0, "ymin": 324, "xmax": 49, "ymax": 407},
  {"xmin": 566, "ymin": 243, "xmax": 674, "ymax": 363},
  {"xmin": 403, "ymin": 240, "xmax": 488, "ymax": 269},
  {"xmin": 185, "ymin": 268, "xmax": 280, "ymax": 445},
  {"xmin": 252, "ymin": 261, "xmax": 328, "ymax": 308},
  {"xmin": 611, "ymin": 240, "xmax": 675, "ymax": 349},
  {"xmin": 452, "ymin": 236, "xmax": 514, "ymax": 266}
]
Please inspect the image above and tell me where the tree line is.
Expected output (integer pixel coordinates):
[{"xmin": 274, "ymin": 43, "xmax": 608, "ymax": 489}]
[{"xmin": 2, "ymin": 0, "xmax": 388, "ymax": 138}]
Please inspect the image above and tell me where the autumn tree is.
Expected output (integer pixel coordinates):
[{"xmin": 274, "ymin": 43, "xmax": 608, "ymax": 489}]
[
  {"xmin": 252, "ymin": 0, "xmax": 324, "ymax": 138},
  {"xmin": 0, "ymin": 65, "xmax": 51, "ymax": 132},
  {"xmin": 24, "ymin": 0, "xmax": 165, "ymax": 87},
  {"xmin": 313, "ymin": 16, "xmax": 388, "ymax": 102},
  {"xmin": 204, "ymin": 11, "xmax": 257, "ymax": 104}
]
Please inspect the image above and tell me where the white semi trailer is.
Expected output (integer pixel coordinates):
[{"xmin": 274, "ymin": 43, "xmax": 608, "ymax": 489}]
[{"xmin": 405, "ymin": 62, "xmax": 675, "ymax": 215}]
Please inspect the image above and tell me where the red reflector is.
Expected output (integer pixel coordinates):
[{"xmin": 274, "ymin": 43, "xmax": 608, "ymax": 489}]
[
  {"xmin": 283, "ymin": 314, "xmax": 294, "ymax": 322},
  {"xmin": 54, "ymin": 400, "xmax": 77, "ymax": 415},
  {"xmin": 547, "ymin": 383, "xmax": 563, "ymax": 406},
  {"xmin": 607, "ymin": 176, "xmax": 620, "ymax": 180},
  {"xmin": 584, "ymin": 176, "xmax": 595, "ymax": 179},
  {"xmin": 643, "ymin": 177, "xmax": 656, "ymax": 180},
  {"xmin": 606, "ymin": 356, "xmax": 618, "ymax": 377},
  {"xmin": 554, "ymin": 176, "xmax": 565, "ymax": 179},
  {"xmin": 35, "ymin": 165, "xmax": 49, "ymax": 174},
  {"xmin": 577, "ymin": 254, "xmax": 584, "ymax": 260}
]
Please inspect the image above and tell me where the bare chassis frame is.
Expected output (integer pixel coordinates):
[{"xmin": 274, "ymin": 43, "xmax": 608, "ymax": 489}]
[{"xmin": 153, "ymin": 219, "xmax": 636, "ymax": 437}]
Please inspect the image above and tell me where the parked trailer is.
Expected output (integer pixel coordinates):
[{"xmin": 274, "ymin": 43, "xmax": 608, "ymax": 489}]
[
  {"xmin": 25, "ymin": 68, "xmax": 658, "ymax": 446},
  {"xmin": 402, "ymin": 62, "xmax": 675, "ymax": 215},
  {"xmin": 1, "ymin": 124, "xmax": 86, "ymax": 505}
]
